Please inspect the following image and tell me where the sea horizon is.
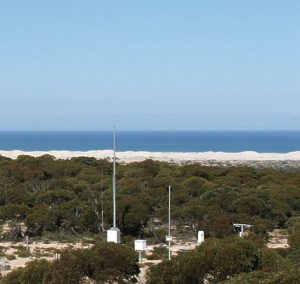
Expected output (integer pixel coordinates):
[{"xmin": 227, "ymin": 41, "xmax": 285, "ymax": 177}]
[{"xmin": 0, "ymin": 130, "xmax": 300, "ymax": 153}]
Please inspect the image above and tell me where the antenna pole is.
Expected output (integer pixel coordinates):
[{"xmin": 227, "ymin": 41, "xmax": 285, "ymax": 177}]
[
  {"xmin": 100, "ymin": 168, "xmax": 104, "ymax": 232},
  {"xmin": 168, "ymin": 185, "xmax": 171, "ymax": 260},
  {"xmin": 106, "ymin": 126, "xmax": 121, "ymax": 243},
  {"xmin": 113, "ymin": 126, "xmax": 116, "ymax": 228},
  {"xmin": 101, "ymin": 192, "xmax": 104, "ymax": 231}
]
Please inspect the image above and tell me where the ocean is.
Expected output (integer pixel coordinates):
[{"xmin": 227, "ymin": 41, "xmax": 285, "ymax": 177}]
[{"xmin": 0, "ymin": 131, "xmax": 299, "ymax": 153}]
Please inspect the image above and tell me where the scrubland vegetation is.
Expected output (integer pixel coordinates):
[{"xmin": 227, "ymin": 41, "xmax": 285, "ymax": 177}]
[{"xmin": 0, "ymin": 155, "xmax": 299, "ymax": 283}]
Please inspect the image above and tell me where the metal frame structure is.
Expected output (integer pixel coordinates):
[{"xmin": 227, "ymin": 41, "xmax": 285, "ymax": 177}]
[{"xmin": 233, "ymin": 223, "xmax": 252, "ymax": 237}]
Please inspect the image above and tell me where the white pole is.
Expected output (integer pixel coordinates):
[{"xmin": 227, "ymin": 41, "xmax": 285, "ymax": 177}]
[
  {"xmin": 113, "ymin": 126, "xmax": 116, "ymax": 228},
  {"xmin": 240, "ymin": 224, "xmax": 244, "ymax": 237},
  {"xmin": 168, "ymin": 185, "xmax": 171, "ymax": 260},
  {"xmin": 101, "ymin": 169, "xmax": 104, "ymax": 232},
  {"xmin": 25, "ymin": 236, "xmax": 29, "ymax": 250},
  {"xmin": 107, "ymin": 127, "xmax": 121, "ymax": 243},
  {"xmin": 101, "ymin": 195, "xmax": 104, "ymax": 231}
]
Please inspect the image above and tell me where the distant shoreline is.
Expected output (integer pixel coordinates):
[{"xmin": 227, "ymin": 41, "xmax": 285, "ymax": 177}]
[
  {"xmin": 1, "ymin": 150, "xmax": 300, "ymax": 169},
  {"xmin": 1, "ymin": 131, "xmax": 300, "ymax": 153}
]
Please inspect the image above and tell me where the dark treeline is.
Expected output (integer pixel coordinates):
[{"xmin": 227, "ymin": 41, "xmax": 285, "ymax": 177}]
[
  {"xmin": 1, "ymin": 155, "xmax": 300, "ymax": 283},
  {"xmin": 0, "ymin": 155, "xmax": 300, "ymax": 240}
]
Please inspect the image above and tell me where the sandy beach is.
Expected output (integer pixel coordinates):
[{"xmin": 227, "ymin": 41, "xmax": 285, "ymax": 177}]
[{"xmin": 1, "ymin": 150, "xmax": 300, "ymax": 167}]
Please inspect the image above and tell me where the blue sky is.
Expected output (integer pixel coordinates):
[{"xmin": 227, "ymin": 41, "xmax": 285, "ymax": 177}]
[{"xmin": 0, "ymin": 1, "xmax": 299, "ymax": 130}]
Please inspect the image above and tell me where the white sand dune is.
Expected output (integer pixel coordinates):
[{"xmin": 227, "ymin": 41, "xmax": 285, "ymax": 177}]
[{"xmin": 1, "ymin": 150, "xmax": 300, "ymax": 163}]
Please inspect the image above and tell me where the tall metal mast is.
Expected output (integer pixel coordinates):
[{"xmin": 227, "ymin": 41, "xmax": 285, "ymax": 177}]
[
  {"xmin": 168, "ymin": 185, "xmax": 171, "ymax": 239},
  {"xmin": 101, "ymin": 168, "xmax": 104, "ymax": 232},
  {"xmin": 112, "ymin": 126, "xmax": 116, "ymax": 228},
  {"xmin": 107, "ymin": 126, "xmax": 121, "ymax": 243}
]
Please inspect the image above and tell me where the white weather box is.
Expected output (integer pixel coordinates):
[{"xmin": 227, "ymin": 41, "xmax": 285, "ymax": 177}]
[
  {"xmin": 166, "ymin": 235, "xmax": 172, "ymax": 242},
  {"xmin": 134, "ymin": 240, "xmax": 147, "ymax": 251},
  {"xmin": 197, "ymin": 231, "xmax": 205, "ymax": 244},
  {"xmin": 107, "ymin": 227, "xmax": 121, "ymax": 243}
]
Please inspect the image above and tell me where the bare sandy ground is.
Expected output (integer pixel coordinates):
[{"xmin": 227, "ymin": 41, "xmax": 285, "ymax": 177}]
[{"xmin": 267, "ymin": 229, "xmax": 289, "ymax": 249}]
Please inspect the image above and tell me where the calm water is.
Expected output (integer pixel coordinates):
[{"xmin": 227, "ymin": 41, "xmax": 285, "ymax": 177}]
[{"xmin": 0, "ymin": 131, "xmax": 299, "ymax": 153}]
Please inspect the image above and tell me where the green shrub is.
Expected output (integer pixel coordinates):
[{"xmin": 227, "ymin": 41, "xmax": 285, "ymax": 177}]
[
  {"xmin": 147, "ymin": 246, "xmax": 168, "ymax": 260},
  {"xmin": 16, "ymin": 246, "xmax": 31, "ymax": 258}
]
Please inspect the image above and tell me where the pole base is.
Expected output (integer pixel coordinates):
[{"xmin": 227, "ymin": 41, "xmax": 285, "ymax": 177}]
[{"xmin": 107, "ymin": 227, "xmax": 121, "ymax": 243}]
